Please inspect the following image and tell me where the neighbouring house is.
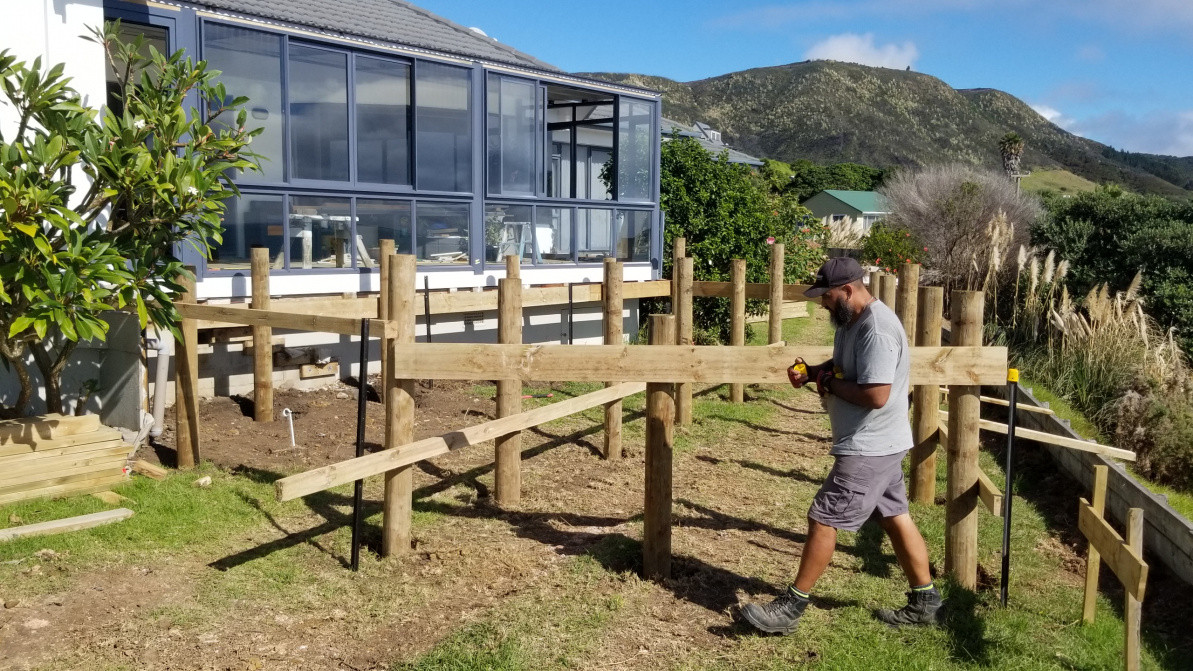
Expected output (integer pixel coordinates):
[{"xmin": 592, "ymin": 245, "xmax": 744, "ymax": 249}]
[
  {"xmin": 1, "ymin": 1, "xmax": 663, "ymax": 424},
  {"xmin": 801, "ymin": 189, "xmax": 889, "ymax": 236},
  {"xmin": 660, "ymin": 118, "xmax": 763, "ymax": 166}
]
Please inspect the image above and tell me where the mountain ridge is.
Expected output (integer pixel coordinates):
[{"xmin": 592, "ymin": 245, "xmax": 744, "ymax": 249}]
[{"xmin": 577, "ymin": 61, "xmax": 1192, "ymax": 197}]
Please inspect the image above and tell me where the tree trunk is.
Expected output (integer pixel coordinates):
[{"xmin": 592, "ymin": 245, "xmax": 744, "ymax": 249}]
[
  {"xmin": 0, "ymin": 342, "xmax": 32, "ymax": 418},
  {"xmin": 30, "ymin": 338, "xmax": 77, "ymax": 416}
]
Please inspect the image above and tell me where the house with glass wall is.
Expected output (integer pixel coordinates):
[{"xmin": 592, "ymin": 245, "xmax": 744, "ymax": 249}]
[
  {"xmin": 2, "ymin": 0, "xmax": 662, "ymax": 415},
  {"xmin": 98, "ymin": 0, "xmax": 663, "ymax": 299}
]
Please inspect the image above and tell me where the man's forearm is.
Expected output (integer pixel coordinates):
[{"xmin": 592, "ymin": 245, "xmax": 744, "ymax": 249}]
[{"xmin": 825, "ymin": 379, "xmax": 890, "ymax": 409}]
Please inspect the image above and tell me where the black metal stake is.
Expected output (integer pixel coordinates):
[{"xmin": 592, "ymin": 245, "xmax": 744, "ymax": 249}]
[
  {"xmin": 424, "ymin": 275, "xmax": 433, "ymax": 389},
  {"xmin": 567, "ymin": 282, "xmax": 574, "ymax": 345},
  {"xmin": 1000, "ymin": 369, "xmax": 1019, "ymax": 606},
  {"xmin": 350, "ymin": 317, "xmax": 370, "ymax": 572}
]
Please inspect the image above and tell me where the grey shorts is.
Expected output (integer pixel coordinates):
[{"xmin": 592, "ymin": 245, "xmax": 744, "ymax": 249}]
[{"xmin": 808, "ymin": 451, "xmax": 910, "ymax": 532}]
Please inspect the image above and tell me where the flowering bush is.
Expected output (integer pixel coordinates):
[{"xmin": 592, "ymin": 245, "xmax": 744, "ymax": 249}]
[{"xmin": 861, "ymin": 222, "xmax": 924, "ymax": 272}]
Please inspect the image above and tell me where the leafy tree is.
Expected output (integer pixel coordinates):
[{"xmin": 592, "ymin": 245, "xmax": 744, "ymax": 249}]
[
  {"xmin": 0, "ymin": 23, "xmax": 257, "ymax": 417},
  {"xmin": 999, "ymin": 131, "xmax": 1024, "ymax": 181},
  {"xmin": 772, "ymin": 159, "xmax": 886, "ymax": 200},
  {"xmin": 657, "ymin": 137, "xmax": 826, "ymax": 343},
  {"xmin": 1034, "ymin": 186, "xmax": 1193, "ymax": 353}
]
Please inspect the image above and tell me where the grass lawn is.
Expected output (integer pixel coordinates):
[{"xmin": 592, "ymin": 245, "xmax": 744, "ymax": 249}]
[{"xmin": 1, "ymin": 310, "xmax": 1189, "ymax": 669}]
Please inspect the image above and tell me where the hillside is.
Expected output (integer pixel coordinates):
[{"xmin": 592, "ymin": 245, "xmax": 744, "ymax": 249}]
[{"xmin": 579, "ymin": 62, "xmax": 1193, "ymax": 197}]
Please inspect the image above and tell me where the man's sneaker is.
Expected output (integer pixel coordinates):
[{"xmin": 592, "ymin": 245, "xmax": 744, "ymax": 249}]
[
  {"xmin": 741, "ymin": 587, "xmax": 810, "ymax": 634},
  {"xmin": 875, "ymin": 587, "xmax": 944, "ymax": 627}
]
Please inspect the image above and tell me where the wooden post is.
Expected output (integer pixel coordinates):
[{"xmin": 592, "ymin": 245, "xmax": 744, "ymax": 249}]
[
  {"xmin": 1125, "ymin": 508, "xmax": 1144, "ymax": 671},
  {"xmin": 250, "ymin": 248, "xmax": 273, "ymax": 423},
  {"xmin": 644, "ymin": 314, "xmax": 676, "ymax": 581},
  {"xmin": 174, "ymin": 268, "xmax": 200, "ymax": 469},
  {"xmin": 897, "ymin": 263, "xmax": 920, "ymax": 338},
  {"xmin": 869, "ymin": 270, "xmax": 881, "ymax": 294},
  {"xmin": 495, "ymin": 256, "xmax": 523, "ymax": 505},
  {"xmin": 671, "ymin": 237, "xmax": 685, "ymax": 312},
  {"xmin": 910, "ymin": 286, "xmax": 944, "ymax": 504},
  {"xmin": 378, "ymin": 239, "xmax": 395, "ymax": 391},
  {"xmin": 945, "ymin": 290, "xmax": 983, "ymax": 589},
  {"xmin": 879, "ymin": 273, "xmax": 898, "ymax": 309},
  {"xmin": 1082, "ymin": 464, "xmax": 1108, "ymax": 623},
  {"xmin": 383, "ymin": 254, "xmax": 416, "ymax": 556},
  {"xmin": 675, "ymin": 256, "xmax": 694, "ymax": 425},
  {"xmin": 769, "ymin": 242, "xmax": 784, "ymax": 344},
  {"xmin": 730, "ymin": 259, "xmax": 746, "ymax": 404},
  {"xmin": 603, "ymin": 258, "xmax": 624, "ymax": 459}
]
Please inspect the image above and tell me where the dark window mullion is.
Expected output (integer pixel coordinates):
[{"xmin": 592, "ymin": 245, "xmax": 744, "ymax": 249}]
[
  {"xmin": 281, "ymin": 35, "xmax": 292, "ymax": 184},
  {"xmin": 347, "ymin": 52, "xmax": 358, "ymax": 186}
]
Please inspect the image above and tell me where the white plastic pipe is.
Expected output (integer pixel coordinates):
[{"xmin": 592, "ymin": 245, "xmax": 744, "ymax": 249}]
[{"xmin": 147, "ymin": 327, "xmax": 172, "ymax": 438}]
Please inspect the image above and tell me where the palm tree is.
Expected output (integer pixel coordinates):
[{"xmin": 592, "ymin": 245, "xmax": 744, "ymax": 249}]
[{"xmin": 999, "ymin": 132, "xmax": 1025, "ymax": 181}]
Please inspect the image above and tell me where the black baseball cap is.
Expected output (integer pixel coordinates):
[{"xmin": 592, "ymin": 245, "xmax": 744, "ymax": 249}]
[{"xmin": 804, "ymin": 257, "xmax": 866, "ymax": 298}]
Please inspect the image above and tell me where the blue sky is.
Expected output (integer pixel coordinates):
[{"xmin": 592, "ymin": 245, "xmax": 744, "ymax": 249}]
[{"xmin": 416, "ymin": 0, "xmax": 1193, "ymax": 157}]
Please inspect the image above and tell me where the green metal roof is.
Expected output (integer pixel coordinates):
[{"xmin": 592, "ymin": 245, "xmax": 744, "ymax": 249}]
[{"xmin": 822, "ymin": 190, "xmax": 889, "ymax": 213}]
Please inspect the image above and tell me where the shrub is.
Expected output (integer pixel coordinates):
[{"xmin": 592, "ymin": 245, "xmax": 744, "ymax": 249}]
[{"xmin": 860, "ymin": 222, "xmax": 924, "ymax": 273}]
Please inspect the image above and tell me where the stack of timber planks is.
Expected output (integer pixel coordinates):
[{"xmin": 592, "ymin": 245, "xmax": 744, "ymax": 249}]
[{"xmin": 0, "ymin": 414, "xmax": 135, "ymax": 505}]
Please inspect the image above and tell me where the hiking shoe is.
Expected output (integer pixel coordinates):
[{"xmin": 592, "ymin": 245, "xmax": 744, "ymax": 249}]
[
  {"xmin": 741, "ymin": 587, "xmax": 810, "ymax": 635},
  {"xmin": 875, "ymin": 587, "xmax": 944, "ymax": 627}
]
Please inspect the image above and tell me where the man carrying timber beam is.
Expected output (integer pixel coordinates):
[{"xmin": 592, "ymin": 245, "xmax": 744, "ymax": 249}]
[{"xmin": 741, "ymin": 257, "xmax": 944, "ymax": 634}]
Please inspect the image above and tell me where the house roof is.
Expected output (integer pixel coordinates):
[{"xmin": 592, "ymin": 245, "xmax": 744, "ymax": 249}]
[
  {"xmin": 661, "ymin": 117, "xmax": 763, "ymax": 166},
  {"xmin": 820, "ymin": 190, "xmax": 889, "ymax": 213},
  {"xmin": 191, "ymin": 0, "xmax": 559, "ymax": 71}
]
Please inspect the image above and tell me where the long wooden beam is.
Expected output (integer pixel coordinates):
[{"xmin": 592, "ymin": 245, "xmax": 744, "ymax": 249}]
[
  {"xmin": 1078, "ymin": 500, "xmax": 1148, "ymax": 600},
  {"xmin": 0, "ymin": 508, "xmax": 134, "ymax": 542},
  {"xmin": 192, "ymin": 280, "xmax": 673, "ymax": 329},
  {"xmin": 177, "ymin": 303, "xmax": 395, "ymax": 339},
  {"xmin": 389, "ymin": 344, "xmax": 1008, "ymax": 386},
  {"xmin": 938, "ymin": 411, "xmax": 1136, "ymax": 461},
  {"xmin": 276, "ymin": 382, "xmax": 647, "ymax": 501},
  {"xmin": 976, "ymin": 469, "xmax": 1003, "ymax": 517},
  {"xmin": 691, "ymin": 281, "xmax": 814, "ymax": 301}
]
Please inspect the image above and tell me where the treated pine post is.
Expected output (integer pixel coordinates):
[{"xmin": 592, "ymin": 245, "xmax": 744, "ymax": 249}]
[
  {"xmin": 174, "ymin": 268, "xmax": 200, "ymax": 469},
  {"xmin": 1082, "ymin": 464, "xmax": 1108, "ymax": 623},
  {"xmin": 383, "ymin": 254, "xmax": 416, "ymax": 556},
  {"xmin": 644, "ymin": 314, "xmax": 676, "ymax": 581},
  {"xmin": 603, "ymin": 258, "xmax": 624, "ymax": 459},
  {"xmin": 1125, "ymin": 507, "xmax": 1144, "ymax": 671},
  {"xmin": 495, "ymin": 256, "xmax": 523, "ymax": 505},
  {"xmin": 378, "ymin": 238, "xmax": 395, "ymax": 391},
  {"xmin": 675, "ymin": 256, "xmax": 694, "ymax": 425},
  {"xmin": 910, "ymin": 286, "xmax": 944, "ymax": 504},
  {"xmin": 869, "ymin": 269, "xmax": 881, "ymax": 294},
  {"xmin": 730, "ymin": 259, "xmax": 746, "ymax": 403},
  {"xmin": 945, "ymin": 290, "xmax": 983, "ymax": 589},
  {"xmin": 250, "ymin": 247, "xmax": 273, "ymax": 422},
  {"xmin": 671, "ymin": 237, "xmax": 685, "ymax": 312},
  {"xmin": 879, "ymin": 273, "xmax": 898, "ymax": 309},
  {"xmin": 769, "ymin": 243, "xmax": 785, "ymax": 344},
  {"xmin": 897, "ymin": 263, "xmax": 920, "ymax": 338}
]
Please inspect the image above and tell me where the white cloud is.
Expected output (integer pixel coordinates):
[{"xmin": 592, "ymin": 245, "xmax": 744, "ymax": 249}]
[
  {"xmin": 1073, "ymin": 110, "xmax": 1193, "ymax": 156},
  {"xmin": 1031, "ymin": 104, "xmax": 1078, "ymax": 130},
  {"xmin": 805, "ymin": 33, "xmax": 919, "ymax": 69}
]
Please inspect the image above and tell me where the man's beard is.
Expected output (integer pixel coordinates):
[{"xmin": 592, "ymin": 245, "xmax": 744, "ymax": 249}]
[{"xmin": 828, "ymin": 300, "xmax": 855, "ymax": 328}]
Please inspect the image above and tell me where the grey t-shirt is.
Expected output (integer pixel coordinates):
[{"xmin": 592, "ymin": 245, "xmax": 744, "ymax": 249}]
[{"xmin": 825, "ymin": 300, "xmax": 913, "ymax": 456}]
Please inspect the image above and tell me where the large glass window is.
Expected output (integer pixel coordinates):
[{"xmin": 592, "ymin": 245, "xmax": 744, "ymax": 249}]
[
  {"xmin": 356, "ymin": 56, "xmax": 411, "ymax": 186},
  {"xmin": 487, "ymin": 75, "xmax": 537, "ymax": 196},
  {"xmin": 616, "ymin": 210, "xmax": 651, "ymax": 262},
  {"xmin": 104, "ymin": 22, "xmax": 169, "ymax": 117},
  {"xmin": 417, "ymin": 202, "xmax": 470, "ymax": 264},
  {"xmin": 289, "ymin": 45, "xmax": 350, "ymax": 182},
  {"xmin": 209, "ymin": 194, "xmax": 284, "ymax": 270},
  {"xmin": 356, "ymin": 199, "xmax": 412, "ymax": 264},
  {"xmin": 546, "ymin": 85, "xmax": 614, "ymax": 200},
  {"xmin": 289, "ymin": 196, "xmax": 353, "ymax": 268},
  {"xmin": 536, "ymin": 207, "xmax": 573, "ymax": 264},
  {"xmin": 484, "ymin": 204, "xmax": 533, "ymax": 264},
  {"xmin": 618, "ymin": 101, "xmax": 654, "ymax": 202},
  {"xmin": 203, "ymin": 24, "xmax": 284, "ymax": 182},
  {"xmin": 577, "ymin": 208, "xmax": 613, "ymax": 262},
  {"xmin": 416, "ymin": 63, "xmax": 472, "ymax": 192}
]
